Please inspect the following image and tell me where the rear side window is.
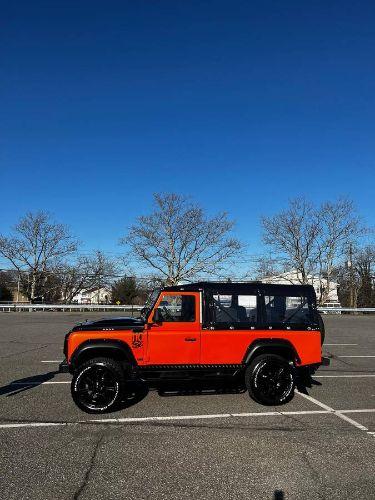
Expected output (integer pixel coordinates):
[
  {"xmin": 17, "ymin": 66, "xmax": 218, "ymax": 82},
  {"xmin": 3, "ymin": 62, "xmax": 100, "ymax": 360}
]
[
  {"xmin": 264, "ymin": 295, "xmax": 312, "ymax": 325},
  {"xmin": 212, "ymin": 294, "xmax": 257, "ymax": 325}
]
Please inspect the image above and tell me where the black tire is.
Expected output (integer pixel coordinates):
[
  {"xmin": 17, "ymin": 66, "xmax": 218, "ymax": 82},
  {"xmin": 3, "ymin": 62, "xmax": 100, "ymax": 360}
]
[
  {"xmin": 245, "ymin": 354, "xmax": 295, "ymax": 406},
  {"xmin": 71, "ymin": 357, "xmax": 126, "ymax": 414}
]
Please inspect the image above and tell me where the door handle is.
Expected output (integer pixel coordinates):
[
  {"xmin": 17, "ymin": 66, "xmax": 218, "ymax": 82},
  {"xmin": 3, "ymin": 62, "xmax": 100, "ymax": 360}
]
[{"xmin": 184, "ymin": 337, "xmax": 197, "ymax": 342}]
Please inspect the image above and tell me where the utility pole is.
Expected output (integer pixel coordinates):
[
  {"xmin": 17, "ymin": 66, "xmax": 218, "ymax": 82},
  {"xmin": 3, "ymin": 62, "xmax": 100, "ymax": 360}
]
[
  {"xmin": 16, "ymin": 272, "xmax": 21, "ymax": 303},
  {"xmin": 348, "ymin": 243, "xmax": 355, "ymax": 308}
]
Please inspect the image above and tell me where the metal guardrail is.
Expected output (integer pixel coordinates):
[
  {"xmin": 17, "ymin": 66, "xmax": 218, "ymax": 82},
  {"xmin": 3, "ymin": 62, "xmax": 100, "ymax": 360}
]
[
  {"xmin": 0, "ymin": 303, "xmax": 374, "ymax": 314},
  {"xmin": 318, "ymin": 307, "xmax": 375, "ymax": 314},
  {"xmin": 0, "ymin": 303, "xmax": 143, "ymax": 313}
]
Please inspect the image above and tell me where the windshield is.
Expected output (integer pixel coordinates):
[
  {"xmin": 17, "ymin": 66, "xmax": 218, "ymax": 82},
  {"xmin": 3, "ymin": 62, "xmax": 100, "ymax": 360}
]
[{"xmin": 141, "ymin": 288, "xmax": 161, "ymax": 319}]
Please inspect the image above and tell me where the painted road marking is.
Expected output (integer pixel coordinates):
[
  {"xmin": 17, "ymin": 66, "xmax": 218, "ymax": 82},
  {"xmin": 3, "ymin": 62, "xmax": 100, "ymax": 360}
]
[
  {"xmin": 334, "ymin": 413, "xmax": 368, "ymax": 431},
  {"xmin": 89, "ymin": 410, "xmax": 332, "ymax": 423},
  {"xmin": 315, "ymin": 375, "xmax": 375, "ymax": 378},
  {"xmin": 0, "ymin": 422, "xmax": 66, "ymax": 429},
  {"xmin": 338, "ymin": 356, "xmax": 375, "ymax": 358},
  {"xmin": 297, "ymin": 392, "xmax": 369, "ymax": 432},
  {"xmin": 325, "ymin": 344, "xmax": 358, "ymax": 346},
  {"xmin": 41, "ymin": 360, "xmax": 62, "ymax": 363},
  {"xmin": 10, "ymin": 381, "xmax": 70, "ymax": 385},
  {"xmin": 339, "ymin": 409, "xmax": 375, "ymax": 414},
  {"xmin": 1, "ymin": 408, "xmax": 375, "ymax": 429}
]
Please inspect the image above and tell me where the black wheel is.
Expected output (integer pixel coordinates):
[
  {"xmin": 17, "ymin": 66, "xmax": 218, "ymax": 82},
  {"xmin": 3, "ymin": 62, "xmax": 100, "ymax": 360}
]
[
  {"xmin": 245, "ymin": 354, "xmax": 295, "ymax": 406},
  {"xmin": 71, "ymin": 357, "xmax": 126, "ymax": 414}
]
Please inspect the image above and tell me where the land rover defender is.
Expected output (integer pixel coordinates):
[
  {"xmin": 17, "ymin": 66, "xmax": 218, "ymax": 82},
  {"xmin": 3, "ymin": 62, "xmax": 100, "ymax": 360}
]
[{"xmin": 60, "ymin": 282, "xmax": 327, "ymax": 413}]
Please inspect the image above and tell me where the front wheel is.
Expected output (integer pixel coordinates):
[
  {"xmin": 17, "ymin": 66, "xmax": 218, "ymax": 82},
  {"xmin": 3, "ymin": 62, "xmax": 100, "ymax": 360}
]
[
  {"xmin": 71, "ymin": 357, "xmax": 126, "ymax": 413},
  {"xmin": 245, "ymin": 354, "xmax": 295, "ymax": 406}
]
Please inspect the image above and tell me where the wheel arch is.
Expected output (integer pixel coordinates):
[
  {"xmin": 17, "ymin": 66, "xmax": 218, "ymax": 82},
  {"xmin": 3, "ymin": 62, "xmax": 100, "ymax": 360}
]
[
  {"xmin": 70, "ymin": 339, "xmax": 137, "ymax": 371},
  {"xmin": 242, "ymin": 339, "xmax": 300, "ymax": 366}
]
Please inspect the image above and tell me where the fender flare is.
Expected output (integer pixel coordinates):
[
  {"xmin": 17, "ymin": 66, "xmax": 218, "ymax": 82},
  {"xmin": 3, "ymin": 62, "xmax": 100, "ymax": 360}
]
[
  {"xmin": 242, "ymin": 338, "xmax": 300, "ymax": 365},
  {"xmin": 70, "ymin": 339, "xmax": 137, "ymax": 369}
]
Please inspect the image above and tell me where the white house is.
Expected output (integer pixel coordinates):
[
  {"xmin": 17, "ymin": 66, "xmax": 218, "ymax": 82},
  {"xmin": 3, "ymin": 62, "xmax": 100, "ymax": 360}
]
[
  {"xmin": 72, "ymin": 287, "xmax": 111, "ymax": 305},
  {"xmin": 261, "ymin": 270, "xmax": 339, "ymax": 304}
]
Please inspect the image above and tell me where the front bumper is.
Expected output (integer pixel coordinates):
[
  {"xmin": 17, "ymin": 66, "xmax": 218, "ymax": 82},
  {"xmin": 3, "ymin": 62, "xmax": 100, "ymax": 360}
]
[{"xmin": 59, "ymin": 359, "xmax": 69, "ymax": 373}]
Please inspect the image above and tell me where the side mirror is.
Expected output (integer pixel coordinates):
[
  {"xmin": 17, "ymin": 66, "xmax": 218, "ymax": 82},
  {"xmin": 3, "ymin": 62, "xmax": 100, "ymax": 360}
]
[{"xmin": 152, "ymin": 308, "xmax": 163, "ymax": 324}]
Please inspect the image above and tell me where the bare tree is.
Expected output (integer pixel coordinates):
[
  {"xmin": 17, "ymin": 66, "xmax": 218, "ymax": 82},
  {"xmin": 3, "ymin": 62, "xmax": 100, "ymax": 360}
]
[
  {"xmin": 337, "ymin": 244, "xmax": 375, "ymax": 307},
  {"xmin": 0, "ymin": 212, "xmax": 77, "ymax": 300},
  {"xmin": 316, "ymin": 199, "xmax": 362, "ymax": 303},
  {"xmin": 261, "ymin": 198, "xmax": 320, "ymax": 284},
  {"xmin": 260, "ymin": 197, "xmax": 364, "ymax": 304},
  {"xmin": 253, "ymin": 256, "xmax": 283, "ymax": 280},
  {"xmin": 58, "ymin": 251, "xmax": 119, "ymax": 303},
  {"xmin": 121, "ymin": 193, "xmax": 242, "ymax": 285}
]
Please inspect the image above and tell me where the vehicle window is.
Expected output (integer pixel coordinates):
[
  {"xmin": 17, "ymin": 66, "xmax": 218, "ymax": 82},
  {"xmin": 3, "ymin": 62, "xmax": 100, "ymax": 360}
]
[
  {"xmin": 213, "ymin": 294, "xmax": 257, "ymax": 324},
  {"xmin": 264, "ymin": 295, "xmax": 312, "ymax": 324},
  {"xmin": 157, "ymin": 294, "xmax": 196, "ymax": 322}
]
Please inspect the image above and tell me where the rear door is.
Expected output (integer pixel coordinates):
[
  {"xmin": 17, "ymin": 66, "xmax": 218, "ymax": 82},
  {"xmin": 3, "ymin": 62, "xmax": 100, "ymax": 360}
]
[
  {"xmin": 200, "ymin": 291, "xmax": 260, "ymax": 364},
  {"xmin": 146, "ymin": 291, "xmax": 201, "ymax": 365}
]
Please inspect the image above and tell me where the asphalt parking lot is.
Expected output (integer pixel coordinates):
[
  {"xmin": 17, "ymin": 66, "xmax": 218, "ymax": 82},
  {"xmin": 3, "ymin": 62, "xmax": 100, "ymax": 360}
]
[{"xmin": 1, "ymin": 313, "xmax": 374, "ymax": 499}]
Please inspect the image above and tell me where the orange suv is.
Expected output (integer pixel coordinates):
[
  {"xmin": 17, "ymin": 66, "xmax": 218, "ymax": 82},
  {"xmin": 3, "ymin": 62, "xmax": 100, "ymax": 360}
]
[{"xmin": 60, "ymin": 282, "xmax": 328, "ymax": 413}]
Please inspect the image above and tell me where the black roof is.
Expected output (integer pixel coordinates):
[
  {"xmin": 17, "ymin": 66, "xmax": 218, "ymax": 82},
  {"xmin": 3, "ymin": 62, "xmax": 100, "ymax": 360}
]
[{"xmin": 163, "ymin": 281, "xmax": 315, "ymax": 296}]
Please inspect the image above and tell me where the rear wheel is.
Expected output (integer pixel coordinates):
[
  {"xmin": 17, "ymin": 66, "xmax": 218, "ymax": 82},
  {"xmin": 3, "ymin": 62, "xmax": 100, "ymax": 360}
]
[
  {"xmin": 71, "ymin": 357, "xmax": 126, "ymax": 414},
  {"xmin": 245, "ymin": 354, "xmax": 295, "ymax": 406}
]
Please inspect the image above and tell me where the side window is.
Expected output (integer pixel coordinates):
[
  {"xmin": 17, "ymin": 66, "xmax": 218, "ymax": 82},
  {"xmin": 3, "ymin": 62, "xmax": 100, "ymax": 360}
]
[
  {"xmin": 264, "ymin": 295, "xmax": 311, "ymax": 324},
  {"xmin": 213, "ymin": 294, "xmax": 257, "ymax": 325},
  {"xmin": 157, "ymin": 295, "xmax": 196, "ymax": 322}
]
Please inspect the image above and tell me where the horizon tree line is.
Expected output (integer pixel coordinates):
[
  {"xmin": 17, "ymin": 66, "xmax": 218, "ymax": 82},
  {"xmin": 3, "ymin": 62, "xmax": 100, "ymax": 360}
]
[{"xmin": 0, "ymin": 193, "xmax": 374, "ymax": 306}]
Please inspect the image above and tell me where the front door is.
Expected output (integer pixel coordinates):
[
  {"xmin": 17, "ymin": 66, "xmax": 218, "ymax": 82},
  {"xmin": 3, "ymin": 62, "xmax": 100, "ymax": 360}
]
[{"xmin": 146, "ymin": 292, "xmax": 201, "ymax": 365}]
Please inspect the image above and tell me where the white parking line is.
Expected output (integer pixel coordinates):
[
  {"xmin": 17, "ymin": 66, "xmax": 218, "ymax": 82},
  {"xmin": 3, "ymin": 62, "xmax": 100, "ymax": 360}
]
[
  {"xmin": 10, "ymin": 381, "xmax": 70, "ymax": 385},
  {"xmin": 1, "ymin": 407, "xmax": 374, "ymax": 430},
  {"xmin": 335, "ymin": 413, "xmax": 368, "ymax": 431},
  {"xmin": 339, "ymin": 409, "xmax": 375, "ymax": 414},
  {"xmin": 315, "ymin": 375, "xmax": 375, "ymax": 378},
  {"xmin": 297, "ymin": 392, "xmax": 369, "ymax": 432},
  {"xmin": 325, "ymin": 344, "xmax": 358, "ymax": 346},
  {"xmin": 41, "ymin": 360, "xmax": 62, "ymax": 363},
  {"xmin": 0, "ymin": 422, "xmax": 66, "ymax": 429},
  {"xmin": 338, "ymin": 356, "xmax": 375, "ymax": 358},
  {"xmin": 296, "ymin": 392, "xmax": 333, "ymax": 411},
  {"xmin": 89, "ymin": 410, "xmax": 333, "ymax": 424}
]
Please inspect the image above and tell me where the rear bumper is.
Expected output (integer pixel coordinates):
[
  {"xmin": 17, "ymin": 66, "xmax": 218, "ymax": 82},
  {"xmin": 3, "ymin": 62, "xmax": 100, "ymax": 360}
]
[
  {"xmin": 59, "ymin": 359, "xmax": 70, "ymax": 373},
  {"xmin": 297, "ymin": 357, "xmax": 330, "ymax": 377}
]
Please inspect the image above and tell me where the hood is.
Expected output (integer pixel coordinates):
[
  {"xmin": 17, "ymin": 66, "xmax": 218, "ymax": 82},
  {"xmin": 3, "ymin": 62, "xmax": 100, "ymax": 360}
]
[{"xmin": 71, "ymin": 316, "xmax": 145, "ymax": 332}]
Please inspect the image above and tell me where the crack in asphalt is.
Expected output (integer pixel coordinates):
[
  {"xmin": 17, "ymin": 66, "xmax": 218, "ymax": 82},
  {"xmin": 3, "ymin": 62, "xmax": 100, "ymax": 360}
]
[
  {"xmin": 325, "ymin": 350, "xmax": 353, "ymax": 367},
  {"xmin": 73, "ymin": 432, "xmax": 105, "ymax": 500},
  {"xmin": 0, "ymin": 340, "xmax": 59, "ymax": 345},
  {"xmin": 0, "ymin": 344, "xmax": 49, "ymax": 359},
  {"xmin": 301, "ymin": 451, "xmax": 326, "ymax": 500}
]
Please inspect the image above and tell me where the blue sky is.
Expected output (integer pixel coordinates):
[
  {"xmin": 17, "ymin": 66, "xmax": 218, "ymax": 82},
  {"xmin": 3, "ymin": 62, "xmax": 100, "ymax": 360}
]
[{"xmin": 1, "ymin": 1, "xmax": 374, "ymax": 268}]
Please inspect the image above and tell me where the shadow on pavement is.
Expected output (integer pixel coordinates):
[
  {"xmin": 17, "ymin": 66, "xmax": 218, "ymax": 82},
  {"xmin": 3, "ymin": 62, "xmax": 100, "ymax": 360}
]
[
  {"xmin": 274, "ymin": 491, "xmax": 284, "ymax": 499},
  {"xmin": 0, "ymin": 370, "xmax": 59, "ymax": 397},
  {"xmin": 120, "ymin": 381, "xmax": 150, "ymax": 409},
  {"xmin": 296, "ymin": 374, "xmax": 322, "ymax": 395},
  {"xmin": 156, "ymin": 380, "xmax": 247, "ymax": 397}
]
